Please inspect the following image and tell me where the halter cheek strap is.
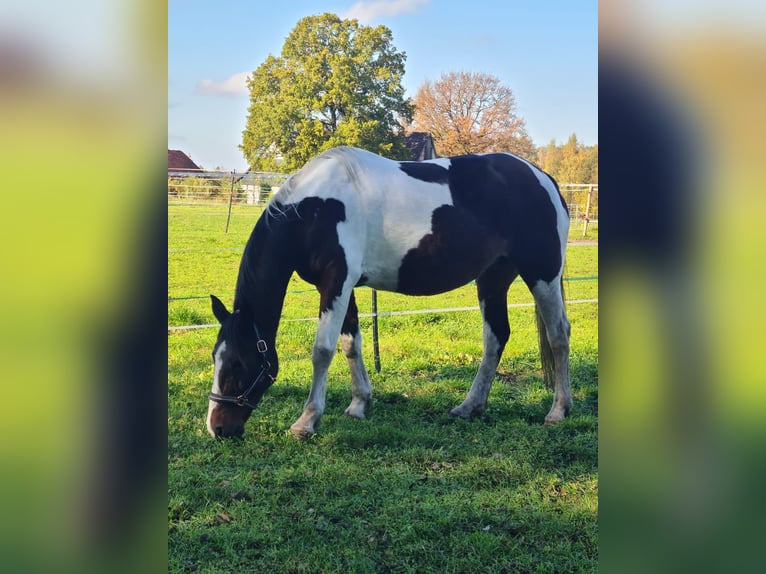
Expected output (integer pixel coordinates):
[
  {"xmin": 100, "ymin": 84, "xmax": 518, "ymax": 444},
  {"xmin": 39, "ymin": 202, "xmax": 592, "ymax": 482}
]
[
  {"xmin": 208, "ymin": 366, "xmax": 273, "ymax": 409},
  {"xmin": 208, "ymin": 324, "xmax": 275, "ymax": 409},
  {"xmin": 252, "ymin": 323, "xmax": 269, "ymax": 356}
]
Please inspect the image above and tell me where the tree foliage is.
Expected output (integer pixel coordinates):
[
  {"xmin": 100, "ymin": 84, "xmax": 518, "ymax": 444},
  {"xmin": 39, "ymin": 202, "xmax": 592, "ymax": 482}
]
[
  {"xmin": 241, "ymin": 13, "xmax": 414, "ymax": 172},
  {"xmin": 408, "ymin": 71, "xmax": 536, "ymax": 160},
  {"xmin": 537, "ymin": 134, "xmax": 598, "ymax": 184}
]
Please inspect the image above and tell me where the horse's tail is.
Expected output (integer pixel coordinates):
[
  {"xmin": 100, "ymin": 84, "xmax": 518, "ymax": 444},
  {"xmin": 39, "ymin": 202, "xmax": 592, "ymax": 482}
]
[{"xmin": 536, "ymin": 274, "xmax": 565, "ymax": 390}]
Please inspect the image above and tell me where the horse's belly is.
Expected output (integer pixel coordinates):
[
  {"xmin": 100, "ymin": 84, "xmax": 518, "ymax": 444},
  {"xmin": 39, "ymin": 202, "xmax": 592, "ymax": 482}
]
[{"xmin": 360, "ymin": 209, "xmax": 504, "ymax": 295}]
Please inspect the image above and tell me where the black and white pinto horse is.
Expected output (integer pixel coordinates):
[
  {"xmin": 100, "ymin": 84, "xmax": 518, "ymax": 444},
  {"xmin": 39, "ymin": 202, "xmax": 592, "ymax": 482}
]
[{"xmin": 207, "ymin": 146, "xmax": 571, "ymax": 438}]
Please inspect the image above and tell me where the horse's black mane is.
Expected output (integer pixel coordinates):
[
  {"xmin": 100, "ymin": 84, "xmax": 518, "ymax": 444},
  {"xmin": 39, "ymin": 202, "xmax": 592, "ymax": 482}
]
[{"xmin": 228, "ymin": 203, "xmax": 298, "ymax": 360}]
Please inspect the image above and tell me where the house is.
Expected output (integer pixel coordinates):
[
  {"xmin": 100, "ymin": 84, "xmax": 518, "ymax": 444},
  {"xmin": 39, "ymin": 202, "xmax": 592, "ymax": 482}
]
[
  {"xmin": 168, "ymin": 149, "xmax": 202, "ymax": 173},
  {"xmin": 404, "ymin": 132, "xmax": 438, "ymax": 161}
]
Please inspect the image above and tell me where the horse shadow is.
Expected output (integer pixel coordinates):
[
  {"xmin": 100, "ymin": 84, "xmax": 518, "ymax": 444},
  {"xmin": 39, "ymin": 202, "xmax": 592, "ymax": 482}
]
[{"xmin": 261, "ymin": 356, "xmax": 597, "ymax": 471}]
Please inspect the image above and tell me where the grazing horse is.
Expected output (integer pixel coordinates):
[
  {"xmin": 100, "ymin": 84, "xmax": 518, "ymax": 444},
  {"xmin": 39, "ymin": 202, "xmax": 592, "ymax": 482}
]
[{"xmin": 206, "ymin": 146, "xmax": 571, "ymax": 438}]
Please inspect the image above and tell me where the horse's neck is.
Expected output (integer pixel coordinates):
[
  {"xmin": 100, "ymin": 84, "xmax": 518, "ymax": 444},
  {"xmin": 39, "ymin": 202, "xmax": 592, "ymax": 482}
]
[{"xmin": 234, "ymin": 217, "xmax": 294, "ymax": 341}]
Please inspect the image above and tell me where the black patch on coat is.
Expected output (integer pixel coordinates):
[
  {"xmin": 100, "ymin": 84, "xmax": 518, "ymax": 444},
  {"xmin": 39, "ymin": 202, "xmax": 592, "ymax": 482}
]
[
  {"xmin": 399, "ymin": 162, "xmax": 449, "ymax": 184},
  {"xmin": 289, "ymin": 197, "xmax": 349, "ymax": 315},
  {"xmin": 340, "ymin": 291, "xmax": 360, "ymax": 338},
  {"xmin": 476, "ymin": 257, "xmax": 518, "ymax": 358},
  {"xmin": 397, "ymin": 153, "xmax": 563, "ymax": 293},
  {"xmin": 397, "ymin": 204, "xmax": 504, "ymax": 295}
]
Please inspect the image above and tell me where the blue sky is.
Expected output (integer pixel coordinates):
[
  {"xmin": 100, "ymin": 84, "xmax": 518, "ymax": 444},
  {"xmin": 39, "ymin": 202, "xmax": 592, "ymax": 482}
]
[{"xmin": 169, "ymin": 0, "xmax": 597, "ymax": 171}]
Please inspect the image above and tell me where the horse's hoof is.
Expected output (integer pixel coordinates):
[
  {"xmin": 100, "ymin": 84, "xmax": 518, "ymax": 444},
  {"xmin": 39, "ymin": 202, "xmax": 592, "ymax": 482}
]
[
  {"xmin": 543, "ymin": 406, "xmax": 570, "ymax": 424},
  {"xmin": 289, "ymin": 424, "xmax": 315, "ymax": 440},
  {"xmin": 343, "ymin": 409, "xmax": 366, "ymax": 420},
  {"xmin": 449, "ymin": 405, "xmax": 476, "ymax": 420},
  {"xmin": 343, "ymin": 403, "xmax": 369, "ymax": 420}
]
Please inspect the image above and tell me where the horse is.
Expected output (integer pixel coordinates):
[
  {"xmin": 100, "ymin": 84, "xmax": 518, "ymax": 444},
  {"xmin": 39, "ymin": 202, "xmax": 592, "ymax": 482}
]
[{"xmin": 206, "ymin": 146, "xmax": 572, "ymax": 438}]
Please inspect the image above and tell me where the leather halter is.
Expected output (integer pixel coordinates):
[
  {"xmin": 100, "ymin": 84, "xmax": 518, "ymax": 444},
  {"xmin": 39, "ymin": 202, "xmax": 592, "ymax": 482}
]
[{"xmin": 208, "ymin": 324, "xmax": 275, "ymax": 409}]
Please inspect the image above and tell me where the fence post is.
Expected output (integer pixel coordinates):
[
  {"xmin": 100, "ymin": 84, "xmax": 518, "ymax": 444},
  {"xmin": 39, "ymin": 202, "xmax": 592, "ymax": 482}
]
[
  {"xmin": 582, "ymin": 184, "xmax": 593, "ymax": 238},
  {"xmin": 371, "ymin": 289, "xmax": 381, "ymax": 372},
  {"xmin": 225, "ymin": 170, "xmax": 235, "ymax": 234}
]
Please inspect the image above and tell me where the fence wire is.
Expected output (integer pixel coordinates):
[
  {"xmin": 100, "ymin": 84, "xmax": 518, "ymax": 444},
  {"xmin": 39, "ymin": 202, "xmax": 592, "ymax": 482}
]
[{"xmin": 168, "ymin": 173, "xmax": 598, "ymax": 224}]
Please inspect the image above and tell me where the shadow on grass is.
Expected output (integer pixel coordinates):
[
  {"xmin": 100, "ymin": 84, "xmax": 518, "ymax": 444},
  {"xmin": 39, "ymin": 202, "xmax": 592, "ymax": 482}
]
[
  {"xmin": 250, "ymin": 356, "xmax": 597, "ymax": 466},
  {"xmin": 266, "ymin": 348, "xmax": 597, "ymax": 429}
]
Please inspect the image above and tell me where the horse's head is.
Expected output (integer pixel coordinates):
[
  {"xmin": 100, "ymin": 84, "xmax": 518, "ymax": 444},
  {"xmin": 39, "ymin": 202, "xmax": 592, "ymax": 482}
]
[{"xmin": 206, "ymin": 295, "xmax": 276, "ymax": 438}]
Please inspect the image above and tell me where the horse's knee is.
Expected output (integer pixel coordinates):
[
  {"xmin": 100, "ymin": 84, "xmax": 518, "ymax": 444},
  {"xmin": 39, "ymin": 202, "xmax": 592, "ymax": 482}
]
[
  {"xmin": 340, "ymin": 333, "xmax": 361, "ymax": 359},
  {"xmin": 312, "ymin": 345, "xmax": 335, "ymax": 368}
]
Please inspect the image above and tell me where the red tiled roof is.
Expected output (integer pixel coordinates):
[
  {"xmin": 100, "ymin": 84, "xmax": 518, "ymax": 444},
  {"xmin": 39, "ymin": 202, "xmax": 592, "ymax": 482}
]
[{"xmin": 168, "ymin": 149, "xmax": 201, "ymax": 172}]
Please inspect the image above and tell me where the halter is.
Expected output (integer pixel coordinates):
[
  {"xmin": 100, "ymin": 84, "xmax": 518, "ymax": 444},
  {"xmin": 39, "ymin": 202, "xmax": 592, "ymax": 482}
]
[{"xmin": 208, "ymin": 324, "xmax": 275, "ymax": 409}]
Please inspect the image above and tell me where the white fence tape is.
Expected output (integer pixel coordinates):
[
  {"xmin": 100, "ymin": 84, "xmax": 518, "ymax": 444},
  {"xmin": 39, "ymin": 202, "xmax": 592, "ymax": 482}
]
[{"xmin": 167, "ymin": 298, "xmax": 598, "ymax": 333}]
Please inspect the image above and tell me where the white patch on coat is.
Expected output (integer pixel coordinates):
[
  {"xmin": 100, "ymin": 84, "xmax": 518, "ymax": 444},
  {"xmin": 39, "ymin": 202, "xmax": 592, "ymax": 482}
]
[
  {"xmin": 205, "ymin": 341, "xmax": 227, "ymax": 436},
  {"xmin": 272, "ymin": 147, "xmax": 454, "ymax": 292},
  {"xmin": 465, "ymin": 301, "xmax": 503, "ymax": 404}
]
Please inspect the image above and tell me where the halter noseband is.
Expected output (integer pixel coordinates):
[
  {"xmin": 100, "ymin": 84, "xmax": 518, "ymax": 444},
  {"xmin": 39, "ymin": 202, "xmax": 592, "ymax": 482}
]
[{"xmin": 208, "ymin": 324, "xmax": 275, "ymax": 409}]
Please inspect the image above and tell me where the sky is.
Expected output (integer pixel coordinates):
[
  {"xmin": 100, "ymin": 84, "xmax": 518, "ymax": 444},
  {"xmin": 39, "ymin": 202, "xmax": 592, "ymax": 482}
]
[{"xmin": 169, "ymin": 0, "xmax": 598, "ymax": 171}]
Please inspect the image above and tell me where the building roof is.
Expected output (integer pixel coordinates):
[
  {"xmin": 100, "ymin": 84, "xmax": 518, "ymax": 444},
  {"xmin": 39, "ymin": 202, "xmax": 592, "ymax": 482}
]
[
  {"xmin": 404, "ymin": 132, "xmax": 437, "ymax": 161},
  {"xmin": 168, "ymin": 149, "xmax": 201, "ymax": 172}
]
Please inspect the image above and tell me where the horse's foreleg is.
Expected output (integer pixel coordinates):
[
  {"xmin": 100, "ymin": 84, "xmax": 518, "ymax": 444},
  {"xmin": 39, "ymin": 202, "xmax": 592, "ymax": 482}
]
[
  {"xmin": 450, "ymin": 263, "xmax": 515, "ymax": 419},
  {"xmin": 290, "ymin": 281, "xmax": 354, "ymax": 439},
  {"xmin": 340, "ymin": 291, "xmax": 372, "ymax": 419}
]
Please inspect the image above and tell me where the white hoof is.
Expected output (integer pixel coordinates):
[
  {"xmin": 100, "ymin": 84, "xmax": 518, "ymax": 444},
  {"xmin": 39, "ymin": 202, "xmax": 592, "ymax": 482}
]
[
  {"xmin": 343, "ymin": 398, "xmax": 369, "ymax": 420},
  {"xmin": 289, "ymin": 421, "xmax": 316, "ymax": 439},
  {"xmin": 449, "ymin": 402, "xmax": 484, "ymax": 420},
  {"xmin": 544, "ymin": 403, "xmax": 571, "ymax": 424}
]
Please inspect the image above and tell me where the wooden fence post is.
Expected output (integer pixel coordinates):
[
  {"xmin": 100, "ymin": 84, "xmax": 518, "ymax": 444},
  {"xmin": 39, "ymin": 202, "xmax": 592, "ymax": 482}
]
[{"xmin": 582, "ymin": 184, "xmax": 593, "ymax": 238}]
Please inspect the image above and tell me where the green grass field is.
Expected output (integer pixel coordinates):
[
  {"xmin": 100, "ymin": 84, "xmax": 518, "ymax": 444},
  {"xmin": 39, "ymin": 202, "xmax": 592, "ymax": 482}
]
[{"xmin": 168, "ymin": 202, "xmax": 598, "ymax": 573}]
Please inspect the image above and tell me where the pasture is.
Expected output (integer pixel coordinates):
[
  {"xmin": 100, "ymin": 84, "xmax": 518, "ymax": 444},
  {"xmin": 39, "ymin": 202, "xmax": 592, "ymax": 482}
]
[{"xmin": 168, "ymin": 202, "xmax": 598, "ymax": 573}]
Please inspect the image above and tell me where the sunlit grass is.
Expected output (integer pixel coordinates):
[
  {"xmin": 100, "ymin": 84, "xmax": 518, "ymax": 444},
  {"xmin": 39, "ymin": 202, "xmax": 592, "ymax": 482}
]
[{"xmin": 168, "ymin": 202, "xmax": 598, "ymax": 573}]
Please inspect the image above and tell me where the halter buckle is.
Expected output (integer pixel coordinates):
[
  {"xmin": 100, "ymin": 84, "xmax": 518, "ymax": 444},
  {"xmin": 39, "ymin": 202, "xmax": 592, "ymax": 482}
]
[{"xmin": 256, "ymin": 340, "xmax": 268, "ymax": 354}]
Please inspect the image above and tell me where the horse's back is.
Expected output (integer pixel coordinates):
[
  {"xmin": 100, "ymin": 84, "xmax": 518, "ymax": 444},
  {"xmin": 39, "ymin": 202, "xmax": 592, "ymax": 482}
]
[
  {"xmin": 350, "ymin": 150, "xmax": 568, "ymax": 293},
  {"xmin": 275, "ymin": 147, "xmax": 568, "ymax": 293}
]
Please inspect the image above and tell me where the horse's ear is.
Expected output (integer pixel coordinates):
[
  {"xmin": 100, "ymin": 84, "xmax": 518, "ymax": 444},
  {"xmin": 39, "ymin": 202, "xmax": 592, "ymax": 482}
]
[{"xmin": 210, "ymin": 295, "xmax": 230, "ymax": 324}]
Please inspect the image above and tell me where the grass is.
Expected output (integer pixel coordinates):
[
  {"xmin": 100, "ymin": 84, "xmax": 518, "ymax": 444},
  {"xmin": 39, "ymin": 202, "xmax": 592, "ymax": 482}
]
[{"xmin": 168, "ymin": 202, "xmax": 598, "ymax": 573}]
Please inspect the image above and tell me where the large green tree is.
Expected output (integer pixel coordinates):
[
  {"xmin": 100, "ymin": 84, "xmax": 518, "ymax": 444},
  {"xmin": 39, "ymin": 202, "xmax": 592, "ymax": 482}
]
[{"xmin": 241, "ymin": 13, "xmax": 414, "ymax": 172}]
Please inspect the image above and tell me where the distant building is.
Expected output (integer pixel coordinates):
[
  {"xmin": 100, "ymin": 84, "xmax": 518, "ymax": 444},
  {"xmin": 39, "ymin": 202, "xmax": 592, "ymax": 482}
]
[
  {"xmin": 168, "ymin": 149, "xmax": 201, "ymax": 173},
  {"xmin": 404, "ymin": 132, "xmax": 438, "ymax": 160}
]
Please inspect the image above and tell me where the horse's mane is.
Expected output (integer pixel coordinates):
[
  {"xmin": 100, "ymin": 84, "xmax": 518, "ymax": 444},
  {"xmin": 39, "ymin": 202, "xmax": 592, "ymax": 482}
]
[{"xmin": 235, "ymin": 147, "xmax": 366, "ymax": 311}]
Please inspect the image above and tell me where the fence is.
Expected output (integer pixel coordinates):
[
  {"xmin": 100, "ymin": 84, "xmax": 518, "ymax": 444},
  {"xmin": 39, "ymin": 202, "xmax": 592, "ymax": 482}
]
[
  {"xmin": 168, "ymin": 172, "xmax": 598, "ymax": 233},
  {"xmin": 168, "ymin": 170, "xmax": 288, "ymax": 203},
  {"xmin": 168, "ymin": 173, "xmax": 598, "ymax": 368},
  {"xmin": 559, "ymin": 183, "xmax": 598, "ymax": 237}
]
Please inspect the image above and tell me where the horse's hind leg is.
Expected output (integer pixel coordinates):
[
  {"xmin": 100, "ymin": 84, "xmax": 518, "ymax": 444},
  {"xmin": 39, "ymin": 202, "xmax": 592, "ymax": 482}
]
[
  {"xmin": 529, "ymin": 276, "xmax": 572, "ymax": 422},
  {"xmin": 450, "ymin": 260, "xmax": 517, "ymax": 419},
  {"xmin": 339, "ymin": 291, "xmax": 372, "ymax": 419}
]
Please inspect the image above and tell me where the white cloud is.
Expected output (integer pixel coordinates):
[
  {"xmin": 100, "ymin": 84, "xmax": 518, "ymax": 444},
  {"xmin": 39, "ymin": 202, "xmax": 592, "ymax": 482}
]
[
  {"xmin": 342, "ymin": 0, "xmax": 430, "ymax": 24},
  {"xmin": 195, "ymin": 71, "xmax": 249, "ymax": 96}
]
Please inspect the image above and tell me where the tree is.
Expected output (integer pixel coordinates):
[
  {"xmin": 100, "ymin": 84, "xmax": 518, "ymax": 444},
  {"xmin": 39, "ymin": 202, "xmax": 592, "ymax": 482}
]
[
  {"xmin": 536, "ymin": 134, "xmax": 598, "ymax": 184},
  {"xmin": 408, "ymin": 71, "xmax": 536, "ymax": 160},
  {"xmin": 558, "ymin": 134, "xmax": 584, "ymax": 183},
  {"xmin": 538, "ymin": 138, "xmax": 563, "ymax": 178},
  {"xmin": 241, "ymin": 13, "xmax": 414, "ymax": 172}
]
